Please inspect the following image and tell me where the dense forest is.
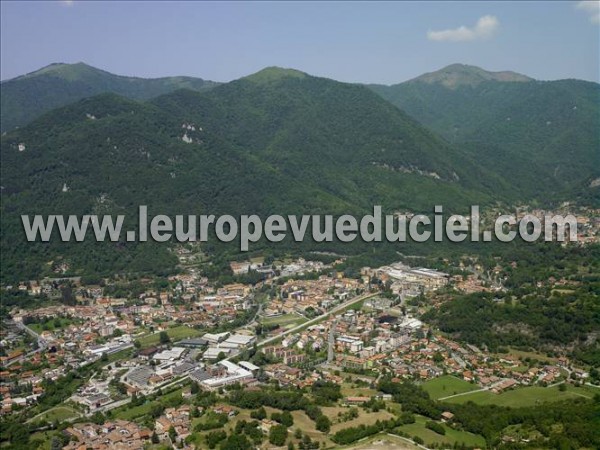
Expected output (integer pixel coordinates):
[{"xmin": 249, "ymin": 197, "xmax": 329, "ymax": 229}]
[
  {"xmin": 370, "ymin": 65, "xmax": 600, "ymax": 205},
  {"xmin": 424, "ymin": 243, "xmax": 600, "ymax": 365},
  {"xmin": 1, "ymin": 68, "xmax": 514, "ymax": 282},
  {"xmin": 0, "ymin": 62, "xmax": 218, "ymax": 132}
]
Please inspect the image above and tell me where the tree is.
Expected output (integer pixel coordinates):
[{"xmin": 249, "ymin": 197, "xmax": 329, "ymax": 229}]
[
  {"xmin": 221, "ymin": 434, "xmax": 252, "ymax": 450},
  {"xmin": 315, "ymin": 415, "xmax": 330, "ymax": 433},
  {"xmin": 90, "ymin": 411, "xmax": 105, "ymax": 425},
  {"xmin": 151, "ymin": 432, "xmax": 160, "ymax": 444},
  {"xmin": 205, "ymin": 430, "xmax": 226, "ymax": 449},
  {"xmin": 280, "ymin": 410, "xmax": 294, "ymax": 427},
  {"xmin": 250, "ymin": 407, "xmax": 267, "ymax": 420},
  {"xmin": 269, "ymin": 424, "xmax": 288, "ymax": 446},
  {"xmin": 50, "ymin": 437, "xmax": 63, "ymax": 450},
  {"xmin": 168, "ymin": 425, "xmax": 177, "ymax": 442},
  {"xmin": 159, "ymin": 331, "xmax": 170, "ymax": 345},
  {"xmin": 425, "ymin": 420, "xmax": 445, "ymax": 435}
]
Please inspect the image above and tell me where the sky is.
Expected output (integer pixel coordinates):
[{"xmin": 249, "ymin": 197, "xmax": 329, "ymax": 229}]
[{"xmin": 1, "ymin": 1, "xmax": 599, "ymax": 84}]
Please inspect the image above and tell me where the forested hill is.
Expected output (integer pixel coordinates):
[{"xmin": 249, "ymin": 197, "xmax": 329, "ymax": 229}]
[
  {"xmin": 0, "ymin": 67, "xmax": 510, "ymax": 281},
  {"xmin": 369, "ymin": 64, "xmax": 600, "ymax": 203},
  {"xmin": 0, "ymin": 62, "xmax": 219, "ymax": 132}
]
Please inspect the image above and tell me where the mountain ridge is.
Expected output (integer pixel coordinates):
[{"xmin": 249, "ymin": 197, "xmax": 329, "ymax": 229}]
[
  {"xmin": 0, "ymin": 62, "xmax": 220, "ymax": 132},
  {"xmin": 402, "ymin": 63, "xmax": 533, "ymax": 89},
  {"xmin": 369, "ymin": 70, "xmax": 600, "ymax": 202},
  {"xmin": 0, "ymin": 71, "xmax": 512, "ymax": 281},
  {"xmin": 4, "ymin": 61, "xmax": 598, "ymax": 132}
]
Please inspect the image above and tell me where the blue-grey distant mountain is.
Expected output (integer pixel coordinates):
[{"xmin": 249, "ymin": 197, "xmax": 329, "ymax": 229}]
[{"xmin": 0, "ymin": 62, "xmax": 219, "ymax": 132}]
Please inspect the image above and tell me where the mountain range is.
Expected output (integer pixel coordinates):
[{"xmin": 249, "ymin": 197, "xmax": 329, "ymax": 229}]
[
  {"xmin": 369, "ymin": 64, "xmax": 600, "ymax": 200},
  {"xmin": 0, "ymin": 62, "xmax": 219, "ymax": 132},
  {"xmin": 1, "ymin": 62, "xmax": 598, "ymax": 281}
]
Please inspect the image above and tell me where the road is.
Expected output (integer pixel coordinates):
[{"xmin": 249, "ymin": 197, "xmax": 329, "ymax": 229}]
[
  {"xmin": 240, "ymin": 300, "xmax": 263, "ymax": 331},
  {"xmin": 256, "ymin": 292, "xmax": 377, "ymax": 349},
  {"xmin": 437, "ymin": 379, "xmax": 512, "ymax": 401},
  {"xmin": 223, "ymin": 292, "xmax": 377, "ymax": 362},
  {"xmin": 8, "ymin": 322, "xmax": 47, "ymax": 367},
  {"xmin": 327, "ymin": 317, "xmax": 339, "ymax": 363}
]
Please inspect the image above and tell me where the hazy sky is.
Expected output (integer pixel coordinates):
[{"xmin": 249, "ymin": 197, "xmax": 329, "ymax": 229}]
[{"xmin": 1, "ymin": 1, "xmax": 599, "ymax": 84}]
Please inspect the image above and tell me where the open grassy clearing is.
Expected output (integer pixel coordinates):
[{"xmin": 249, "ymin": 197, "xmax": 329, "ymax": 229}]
[
  {"xmin": 494, "ymin": 348, "xmax": 559, "ymax": 364},
  {"xmin": 35, "ymin": 405, "xmax": 79, "ymax": 422},
  {"xmin": 396, "ymin": 414, "xmax": 486, "ymax": 448},
  {"xmin": 112, "ymin": 387, "xmax": 184, "ymax": 421},
  {"xmin": 564, "ymin": 383, "xmax": 600, "ymax": 398},
  {"xmin": 330, "ymin": 410, "xmax": 395, "ymax": 434},
  {"xmin": 421, "ymin": 375, "xmax": 478, "ymax": 400},
  {"xmin": 260, "ymin": 313, "xmax": 308, "ymax": 328},
  {"xmin": 444, "ymin": 385, "xmax": 586, "ymax": 407},
  {"xmin": 340, "ymin": 382, "xmax": 379, "ymax": 398},
  {"xmin": 136, "ymin": 325, "xmax": 201, "ymax": 348},
  {"xmin": 28, "ymin": 318, "xmax": 77, "ymax": 334}
]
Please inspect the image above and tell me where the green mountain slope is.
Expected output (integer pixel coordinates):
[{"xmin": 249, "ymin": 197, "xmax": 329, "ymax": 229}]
[
  {"xmin": 0, "ymin": 62, "xmax": 219, "ymax": 132},
  {"xmin": 369, "ymin": 64, "xmax": 600, "ymax": 202},
  {"xmin": 1, "ymin": 68, "xmax": 507, "ymax": 281}
]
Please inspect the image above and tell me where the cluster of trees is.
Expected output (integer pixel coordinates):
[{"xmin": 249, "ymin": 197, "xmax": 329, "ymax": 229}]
[
  {"xmin": 205, "ymin": 430, "xmax": 227, "ymax": 449},
  {"xmin": 2, "ymin": 63, "xmax": 528, "ymax": 284},
  {"xmin": 236, "ymin": 420, "xmax": 264, "ymax": 443},
  {"xmin": 193, "ymin": 419, "xmax": 264, "ymax": 449},
  {"xmin": 422, "ymin": 243, "xmax": 600, "ymax": 364},
  {"xmin": 331, "ymin": 417, "xmax": 403, "ymax": 445},
  {"xmin": 271, "ymin": 410, "xmax": 294, "ymax": 427},
  {"xmin": 378, "ymin": 379, "xmax": 442, "ymax": 419},
  {"xmin": 425, "ymin": 420, "xmax": 446, "ymax": 435},
  {"xmin": 269, "ymin": 424, "xmax": 289, "ymax": 446},
  {"xmin": 193, "ymin": 412, "xmax": 228, "ymax": 432},
  {"xmin": 228, "ymin": 388, "xmax": 331, "ymax": 432},
  {"xmin": 228, "ymin": 388, "xmax": 307, "ymax": 411},
  {"xmin": 371, "ymin": 74, "xmax": 600, "ymax": 204},
  {"xmin": 311, "ymin": 380, "xmax": 342, "ymax": 405}
]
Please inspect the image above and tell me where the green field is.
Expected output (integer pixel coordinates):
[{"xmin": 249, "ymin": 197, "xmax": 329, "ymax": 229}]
[
  {"xmin": 28, "ymin": 431, "xmax": 57, "ymax": 450},
  {"xmin": 28, "ymin": 318, "xmax": 77, "ymax": 334},
  {"xmin": 35, "ymin": 405, "xmax": 79, "ymax": 422},
  {"xmin": 113, "ymin": 387, "xmax": 184, "ymax": 421},
  {"xmin": 260, "ymin": 313, "xmax": 307, "ymax": 329},
  {"xmin": 396, "ymin": 414, "xmax": 486, "ymax": 448},
  {"xmin": 421, "ymin": 375, "xmax": 478, "ymax": 400},
  {"xmin": 493, "ymin": 348, "xmax": 558, "ymax": 364},
  {"xmin": 444, "ymin": 385, "xmax": 590, "ymax": 407},
  {"xmin": 340, "ymin": 382, "xmax": 378, "ymax": 398},
  {"xmin": 136, "ymin": 325, "xmax": 201, "ymax": 348},
  {"xmin": 564, "ymin": 383, "xmax": 600, "ymax": 398}
]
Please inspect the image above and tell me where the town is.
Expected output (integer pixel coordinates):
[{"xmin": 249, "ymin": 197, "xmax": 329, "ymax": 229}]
[{"xmin": 1, "ymin": 206, "xmax": 599, "ymax": 449}]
